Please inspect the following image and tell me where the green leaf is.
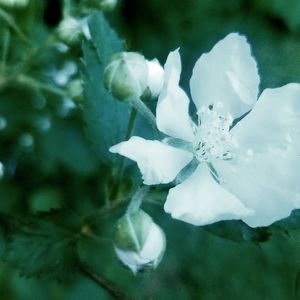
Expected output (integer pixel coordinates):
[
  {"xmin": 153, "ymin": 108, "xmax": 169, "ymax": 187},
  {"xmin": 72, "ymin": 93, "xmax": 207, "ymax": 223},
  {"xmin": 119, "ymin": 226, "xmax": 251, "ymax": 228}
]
[
  {"xmin": 4, "ymin": 211, "xmax": 81, "ymax": 281},
  {"xmin": 272, "ymin": 209, "xmax": 300, "ymax": 230},
  {"xmin": 81, "ymin": 12, "xmax": 131, "ymax": 163},
  {"xmin": 36, "ymin": 118, "xmax": 99, "ymax": 176},
  {"xmin": 204, "ymin": 220, "xmax": 271, "ymax": 243}
]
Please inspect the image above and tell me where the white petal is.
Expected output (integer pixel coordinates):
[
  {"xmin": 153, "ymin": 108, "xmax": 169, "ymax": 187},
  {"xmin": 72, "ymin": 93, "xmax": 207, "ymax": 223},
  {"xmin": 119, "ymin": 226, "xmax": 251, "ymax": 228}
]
[
  {"xmin": 114, "ymin": 222, "xmax": 165, "ymax": 274},
  {"xmin": 109, "ymin": 136, "xmax": 193, "ymax": 185},
  {"xmin": 215, "ymin": 83, "xmax": 300, "ymax": 227},
  {"xmin": 156, "ymin": 49, "xmax": 195, "ymax": 142},
  {"xmin": 190, "ymin": 33, "xmax": 260, "ymax": 118},
  {"xmin": 164, "ymin": 164, "xmax": 253, "ymax": 226},
  {"xmin": 139, "ymin": 222, "xmax": 166, "ymax": 267},
  {"xmin": 146, "ymin": 59, "xmax": 164, "ymax": 97},
  {"xmin": 232, "ymin": 83, "xmax": 300, "ymax": 153},
  {"xmin": 214, "ymin": 151, "xmax": 300, "ymax": 228},
  {"xmin": 163, "ymin": 48, "xmax": 181, "ymax": 85}
]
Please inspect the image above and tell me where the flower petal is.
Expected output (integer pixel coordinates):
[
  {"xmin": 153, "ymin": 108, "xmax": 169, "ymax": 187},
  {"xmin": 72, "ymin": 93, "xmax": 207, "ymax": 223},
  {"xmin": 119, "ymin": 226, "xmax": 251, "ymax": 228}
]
[
  {"xmin": 156, "ymin": 49, "xmax": 195, "ymax": 142},
  {"xmin": 190, "ymin": 33, "xmax": 260, "ymax": 119},
  {"xmin": 164, "ymin": 164, "xmax": 253, "ymax": 226},
  {"xmin": 232, "ymin": 83, "xmax": 300, "ymax": 153},
  {"xmin": 216, "ymin": 83, "xmax": 300, "ymax": 227},
  {"xmin": 214, "ymin": 150, "xmax": 300, "ymax": 227},
  {"xmin": 109, "ymin": 136, "xmax": 193, "ymax": 185}
]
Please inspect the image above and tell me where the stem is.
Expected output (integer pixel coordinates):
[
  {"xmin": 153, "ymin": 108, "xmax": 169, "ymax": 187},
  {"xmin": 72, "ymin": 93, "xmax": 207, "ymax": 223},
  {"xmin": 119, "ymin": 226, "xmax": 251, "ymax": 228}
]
[
  {"xmin": 0, "ymin": 33, "xmax": 58, "ymax": 93},
  {"xmin": 128, "ymin": 97, "xmax": 158, "ymax": 133},
  {"xmin": 84, "ymin": 197, "xmax": 126, "ymax": 224},
  {"xmin": 79, "ymin": 263, "xmax": 134, "ymax": 300},
  {"xmin": 0, "ymin": 8, "xmax": 30, "ymax": 45},
  {"xmin": 113, "ymin": 107, "xmax": 137, "ymax": 183},
  {"xmin": 12, "ymin": 34, "xmax": 57, "ymax": 77},
  {"xmin": 81, "ymin": 231, "xmax": 111, "ymax": 245},
  {"xmin": 16, "ymin": 74, "xmax": 67, "ymax": 97},
  {"xmin": 125, "ymin": 108, "xmax": 137, "ymax": 140},
  {"xmin": 1, "ymin": 29, "xmax": 10, "ymax": 74},
  {"xmin": 126, "ymin": 185, "xmax": 149, "ymax": 214},
  {"xmin": 63, "ymin": 0, "xmax": 73, "ymax": 18}
]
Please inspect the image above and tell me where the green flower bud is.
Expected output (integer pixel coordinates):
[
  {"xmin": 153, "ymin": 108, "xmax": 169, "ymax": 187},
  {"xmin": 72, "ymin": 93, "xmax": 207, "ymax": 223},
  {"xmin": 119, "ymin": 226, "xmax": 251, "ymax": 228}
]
[
  {"xmin": 104, "ymin": 52, "xmax": 149, "ymax": 101},
  {"xmin": 67, "ymin": 79, "xmax": 83, "ymax": 102},
  {"xmin": 113, "ymin": 210, "xmax": 166, "ymax": 274},
  {"xmin": 57, "ymin": 17, "xmax": 83, "ymax": 45},
  {"xmin": 0, "ymin": 0, "xmax": 29, "ymax": 8}
]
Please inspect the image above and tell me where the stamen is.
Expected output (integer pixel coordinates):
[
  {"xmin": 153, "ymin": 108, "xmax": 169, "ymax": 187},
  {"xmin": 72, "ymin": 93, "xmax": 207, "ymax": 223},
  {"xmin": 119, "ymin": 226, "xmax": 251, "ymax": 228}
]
[{"xmin": 194, "ymin": 105, "xmax": 235, "ymax": 162}]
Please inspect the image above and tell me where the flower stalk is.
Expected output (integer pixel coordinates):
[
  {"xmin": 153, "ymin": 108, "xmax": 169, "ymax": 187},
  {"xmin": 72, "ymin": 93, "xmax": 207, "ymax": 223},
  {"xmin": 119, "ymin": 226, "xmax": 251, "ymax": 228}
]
[
  {"xmin": 128, "ymin": 96, "xmax": 158, "ymax": 133},
  {"xmin": 79, "ymin": 263, "xmax": 133, "ymax": 300},
  {"xmin": 126, "ymin": 185, "xmax": 149, "ymax": 214}
]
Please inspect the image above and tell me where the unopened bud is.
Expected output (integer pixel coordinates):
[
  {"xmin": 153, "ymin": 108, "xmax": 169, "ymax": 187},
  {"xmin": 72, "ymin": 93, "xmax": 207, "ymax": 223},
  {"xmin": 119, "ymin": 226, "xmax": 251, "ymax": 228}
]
[
  {"xmin": 100, "ymin": 0, "xmax": 117, "ymax": 12},
  {"xmin": 57, "ymin": 17, "xmax": 83, "ymax": 45},
  {"xmin": 67, "ymin": 79, "xmax": 83, "ymax": 102},
  {"xmin": 104, "ymin": 52, "xmax": 148, "ymax": 101},
  {"xmin": 113, "ymin": 210, "xmax": 166, "ymax": 274},
  {"xmin": 146, "ymin": 59, "xmax": 164, "ymax": 97}
]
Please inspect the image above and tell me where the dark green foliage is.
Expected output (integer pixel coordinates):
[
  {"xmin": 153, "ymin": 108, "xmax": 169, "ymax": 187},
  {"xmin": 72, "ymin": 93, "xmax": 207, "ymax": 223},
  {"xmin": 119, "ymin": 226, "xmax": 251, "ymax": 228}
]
[
  {"xmin": 4, "ymin": 211, "xmax": 81, "ymax": 281},
  {"xmin": 81, "ymin": 12, "xmax": 131, "ymax": 163},
  {"xmin": 204, "ymin": 220, "xmax": 271, "ymax": 243},
  {"xmin": 2, "ymin": 1, "xmax": 300, "ymax": 299}
]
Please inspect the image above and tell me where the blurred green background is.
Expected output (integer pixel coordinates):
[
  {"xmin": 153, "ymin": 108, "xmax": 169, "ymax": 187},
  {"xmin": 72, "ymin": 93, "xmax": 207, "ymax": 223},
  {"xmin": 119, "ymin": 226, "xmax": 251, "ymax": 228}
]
[{"xmin": 1, "ymin": 0, "xmax": 300, "ymax": 299}]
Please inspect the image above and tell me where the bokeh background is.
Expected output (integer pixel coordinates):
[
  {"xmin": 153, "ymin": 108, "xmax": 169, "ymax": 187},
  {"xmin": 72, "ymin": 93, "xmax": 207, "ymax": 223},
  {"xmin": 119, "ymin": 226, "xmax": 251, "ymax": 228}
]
[{"xmin": 1, "ymin": 0, "xmax": 300, "ymax": 299}]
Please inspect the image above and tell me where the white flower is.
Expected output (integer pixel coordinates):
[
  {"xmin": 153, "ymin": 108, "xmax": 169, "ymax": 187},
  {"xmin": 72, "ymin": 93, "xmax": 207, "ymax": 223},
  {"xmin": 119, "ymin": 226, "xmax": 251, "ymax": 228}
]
[{"xmin": 110, "ymin": 33, "xmax": 300, "ymax": 228}]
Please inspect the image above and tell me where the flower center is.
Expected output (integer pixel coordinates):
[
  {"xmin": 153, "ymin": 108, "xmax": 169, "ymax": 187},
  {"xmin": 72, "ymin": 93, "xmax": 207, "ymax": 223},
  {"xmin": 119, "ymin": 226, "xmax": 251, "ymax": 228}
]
[{"xmin": 193, "ymin": 106, "xmax": 235, "ymax": 162}]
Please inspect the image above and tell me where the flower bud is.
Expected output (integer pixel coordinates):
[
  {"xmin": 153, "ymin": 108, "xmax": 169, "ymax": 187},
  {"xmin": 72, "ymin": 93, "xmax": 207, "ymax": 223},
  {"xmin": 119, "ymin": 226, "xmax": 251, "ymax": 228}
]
[
  {"xmin": 113, "ymin": 210, "xmax": 166, "ymax": 274},
  {"xmin": 0, "ymin": 0, "xmax": 29, "ymax": 8},
  {"xmin": 57, "ymin": 17, "xmax": 83, "ymax": 45},
  {"xmin": 146, "ymin": 59, "xmax": 164, "ymax": 97},
  {"xmin": 67, "ymin": 79, "xmax": 83, "ymax": 102},
  {"xmin": 100, "ymin": 0, "xmax": 118, "ymax": 12},
  {"xmin": 104, "ymin": 52, "xmax": 149, "ymax": 101}
]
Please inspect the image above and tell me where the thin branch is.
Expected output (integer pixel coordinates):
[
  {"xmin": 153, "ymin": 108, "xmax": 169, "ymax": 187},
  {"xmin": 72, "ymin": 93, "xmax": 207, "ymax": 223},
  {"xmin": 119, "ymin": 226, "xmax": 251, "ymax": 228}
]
[
  {"xmin": 125, "ymin": 107, "xmax": 137, "ymax": 140},
  {"xmin": 83, "ymin": 198, "xmax": 126, "ymax": 225},
  {"xmin": 16, "ymin": 74, "xmax": 67, "ymax": 97},
  {"xmin": 0, "ymin": 7, "xmax": 30, "ymax": 45},
  {"xmin": 1, "ymin": 28, "xmax": 10, "ymax": 74},
  {"xmin": 79, "ymin": 263, "xmax": 134, "ymax": 300},
  {"xmin": 11, "ymin": 33, "xmax": 57, "ymax": 77},
  {"xmin": 0, "ymin": 33, "xmax": 58, "ymax": 93}
]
